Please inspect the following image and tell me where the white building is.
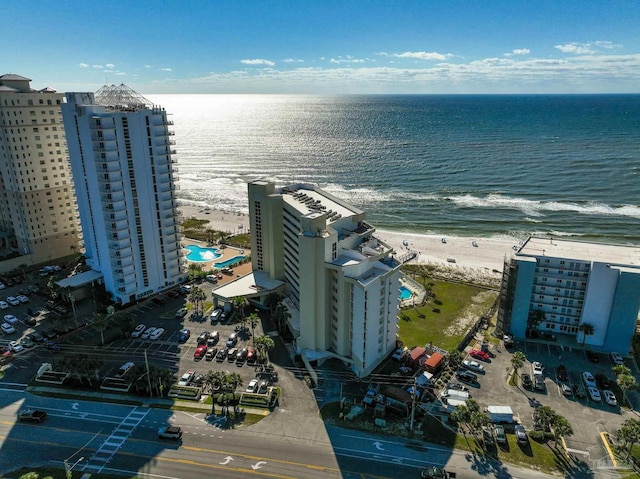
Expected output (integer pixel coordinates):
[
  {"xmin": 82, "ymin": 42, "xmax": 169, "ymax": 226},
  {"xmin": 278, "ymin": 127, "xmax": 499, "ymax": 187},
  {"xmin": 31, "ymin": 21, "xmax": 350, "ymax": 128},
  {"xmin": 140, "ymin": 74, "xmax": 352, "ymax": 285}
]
[
  {"xmin": 61, "ymin": 85, "xmax": 185, "ymax": 305},
  {"xmin": 0, "ymin": 74, "xmax": 81, "ymax": 270},
  {"xmin": 497, "ymin": 236, "xmax": 640, "ymax": 353},
  {"xmin": 248, "ymin": 180, "xmax": 403, "ymax": 377}
]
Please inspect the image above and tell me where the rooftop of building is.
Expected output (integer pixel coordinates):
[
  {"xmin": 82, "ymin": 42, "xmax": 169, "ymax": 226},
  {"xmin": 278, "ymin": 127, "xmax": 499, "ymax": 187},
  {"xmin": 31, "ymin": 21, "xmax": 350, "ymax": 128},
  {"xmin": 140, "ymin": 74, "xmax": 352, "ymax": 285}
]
[
  {"xmin": 517, "ymin": 236, "xmax": 640, "ymax": 266},
  {"xmin": 94, "ymin": 83, "xmax": 153, "ymax": 111},
  {"xmin": 279, "ymin": 184, "xmax": 362, "ymax": 225}
]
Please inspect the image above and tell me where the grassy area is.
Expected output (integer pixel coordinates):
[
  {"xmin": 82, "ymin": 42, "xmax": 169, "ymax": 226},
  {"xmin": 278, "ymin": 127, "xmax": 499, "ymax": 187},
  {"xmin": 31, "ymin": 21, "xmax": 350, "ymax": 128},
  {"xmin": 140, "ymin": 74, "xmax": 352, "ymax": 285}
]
[
  {"xmin": 4, "ymin": 467, "xmax": 142, "ymax": 479},
  {"xmin": 397, "ymin": 278, "xmax": 497, "ymax": 351}
]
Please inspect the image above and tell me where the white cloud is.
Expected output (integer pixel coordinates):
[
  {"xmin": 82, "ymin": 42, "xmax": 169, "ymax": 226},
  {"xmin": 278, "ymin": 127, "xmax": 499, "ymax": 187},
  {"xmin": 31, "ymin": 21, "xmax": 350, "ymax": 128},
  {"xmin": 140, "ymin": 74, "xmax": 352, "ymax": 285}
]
[
  {"xmin": 329, "ymin": 55, "xmax": 368, "ymax": 64},
  {"xmin": 555, "ymin": 42, "xmax": 596, "ymax": 54},
  {"xmin": 145, "ymin": 65, "xmax": 152, "ymax": 69},
  {"xmin": 391, "ymin": 51, "xmax": 452, "ymax": 61},
  {"xmin": 283, "ymin": 58, "xmax": 304, "ymax": 63},
  {"xmin": 505, "ymin": 48, "xmax": 530, "ymax": 56},
  {"xmin": 92, "ymin": 64, "xmax": 103, "ymax": 69},
  {"xmin": 105, "ymin": 63, "xmax": 115, "ymax": 69},
  {"xmin": 160, "ymin": 68, "xmax": 172, "ymax": 72},
  {"xmin": 595, "ymin": 41, "xmax": 622, "ymax": 50},
  {"xmin": 79, "ymin": 63, "xmax": 89, "ymax": 68},
  {"xmin": 241, "ymin": 58, "xmax": 276, "ymax": 67}
]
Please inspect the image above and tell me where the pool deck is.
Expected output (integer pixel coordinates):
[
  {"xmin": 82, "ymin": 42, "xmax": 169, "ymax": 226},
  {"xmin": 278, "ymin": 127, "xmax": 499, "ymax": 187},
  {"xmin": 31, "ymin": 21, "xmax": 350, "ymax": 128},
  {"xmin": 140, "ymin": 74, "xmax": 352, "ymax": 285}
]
[{"xmin": 183, "ymin": 239, "xmax": 249, "ymax": 271}]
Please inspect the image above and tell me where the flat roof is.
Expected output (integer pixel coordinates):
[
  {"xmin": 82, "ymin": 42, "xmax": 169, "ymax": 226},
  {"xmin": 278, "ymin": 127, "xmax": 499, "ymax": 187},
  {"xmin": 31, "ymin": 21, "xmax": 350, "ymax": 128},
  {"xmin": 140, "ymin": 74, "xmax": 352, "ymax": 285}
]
[
  {"xmin": 56, "ymin": 270, "xmax": 103, "ymax": 288},
  {"xmin": 518, "ymin": 236, "xmax": 640, "ymax": 266},
  {"xmin": 211, "ymin": 270, "xmax": 284, "ymax": 300},
  {"xmin": 280, "ymin": 184, "xmax": 361, "ymax": 224}
]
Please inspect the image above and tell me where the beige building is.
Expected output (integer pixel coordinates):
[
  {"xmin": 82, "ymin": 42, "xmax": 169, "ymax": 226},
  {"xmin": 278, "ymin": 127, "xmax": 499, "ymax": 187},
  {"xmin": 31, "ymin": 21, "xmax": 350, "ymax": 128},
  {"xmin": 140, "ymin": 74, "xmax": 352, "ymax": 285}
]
[
  {"xmin": 0, "ymin": 74, "xmax": 81, "ymax": 272},
  {"xmin": 248, "ymin": 180, "xmax": 403, "ymax": 377}
]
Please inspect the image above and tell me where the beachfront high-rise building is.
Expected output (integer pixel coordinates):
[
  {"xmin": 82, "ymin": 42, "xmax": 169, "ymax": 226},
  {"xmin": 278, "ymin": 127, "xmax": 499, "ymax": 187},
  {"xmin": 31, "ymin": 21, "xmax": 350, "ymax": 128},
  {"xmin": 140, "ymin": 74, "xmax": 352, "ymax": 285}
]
[
  {"xmin": 497, "ymin": 237, "xmax": 640, "ymax": 353},
  {"xmin": 61, "ymin": 85, "xmax": 185, "ymax": 305},
  {"xmin": 248, "ymin": 180, "xmax": 402, "ymax": 377},
  {"xmin": 0, "ymin": 74, "xmax": 81, "ymax": 271}
]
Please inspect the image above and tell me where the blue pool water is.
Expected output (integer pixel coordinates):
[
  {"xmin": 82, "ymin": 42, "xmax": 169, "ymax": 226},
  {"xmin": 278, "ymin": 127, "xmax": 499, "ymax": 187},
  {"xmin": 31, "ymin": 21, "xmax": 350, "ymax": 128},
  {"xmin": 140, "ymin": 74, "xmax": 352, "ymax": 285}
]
[
  {"xmin": 214, "ymin": 255, "xmax": 245, "ymax": 268},
  {"xmin": 185, "ymin": 244, "xmax": 222, "ymax": 262},
  {"xmin": 399, "ymin": 286, "xmax": 412, "ymax": 300}
]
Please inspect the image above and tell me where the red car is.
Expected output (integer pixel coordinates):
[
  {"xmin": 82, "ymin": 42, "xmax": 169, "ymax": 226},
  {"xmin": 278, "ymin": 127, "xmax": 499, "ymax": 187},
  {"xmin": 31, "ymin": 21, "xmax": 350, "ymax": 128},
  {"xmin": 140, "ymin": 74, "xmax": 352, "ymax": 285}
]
[
  {"xmin": 193, "ymin": 344, "xmax": 208, "ymax": 360},
  {"xmin": 470, "ymin": 349, "xmax": 490, "ymax": 361}
]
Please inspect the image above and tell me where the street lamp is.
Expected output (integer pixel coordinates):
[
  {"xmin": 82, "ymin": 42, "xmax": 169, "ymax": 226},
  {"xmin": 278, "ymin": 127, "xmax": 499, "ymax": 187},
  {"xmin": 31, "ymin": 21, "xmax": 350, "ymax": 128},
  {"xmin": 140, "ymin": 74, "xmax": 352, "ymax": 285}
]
[{"xmin": 64, "ymin": 456, "xmax": 84, "ymax": 479}]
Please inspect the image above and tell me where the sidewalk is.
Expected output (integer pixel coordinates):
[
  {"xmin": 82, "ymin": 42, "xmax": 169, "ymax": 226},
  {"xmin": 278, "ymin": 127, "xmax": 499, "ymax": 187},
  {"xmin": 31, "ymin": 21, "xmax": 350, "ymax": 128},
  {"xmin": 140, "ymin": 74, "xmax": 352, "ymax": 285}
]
[{"xmin": 28, "ymin": 385, "xmax": 270, "ymax": 416}]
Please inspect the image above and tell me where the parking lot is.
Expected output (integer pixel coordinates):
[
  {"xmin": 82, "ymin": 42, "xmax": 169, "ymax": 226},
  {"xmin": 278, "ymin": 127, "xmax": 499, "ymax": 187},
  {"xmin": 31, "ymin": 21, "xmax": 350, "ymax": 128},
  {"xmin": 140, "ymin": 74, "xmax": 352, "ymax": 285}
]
[{"xmin": 458, "ymin": 337, "xmax": 634, "ymax": 464}]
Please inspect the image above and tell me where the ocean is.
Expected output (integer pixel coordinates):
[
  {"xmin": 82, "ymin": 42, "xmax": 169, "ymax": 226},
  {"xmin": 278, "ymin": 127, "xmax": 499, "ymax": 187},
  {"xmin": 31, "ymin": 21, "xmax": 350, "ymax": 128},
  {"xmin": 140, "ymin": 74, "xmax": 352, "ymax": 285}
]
[{"xmin": 146, "ymin": 94, "xmax": 640, "ymax": 244}]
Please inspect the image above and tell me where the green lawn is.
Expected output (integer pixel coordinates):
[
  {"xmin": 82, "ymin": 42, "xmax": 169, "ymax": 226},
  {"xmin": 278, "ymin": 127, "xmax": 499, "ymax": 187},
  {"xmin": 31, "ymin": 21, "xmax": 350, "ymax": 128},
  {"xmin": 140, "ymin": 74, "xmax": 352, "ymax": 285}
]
[{"xmin": 397, "ymin": 278, "xmax": 498, "ymax": 351}]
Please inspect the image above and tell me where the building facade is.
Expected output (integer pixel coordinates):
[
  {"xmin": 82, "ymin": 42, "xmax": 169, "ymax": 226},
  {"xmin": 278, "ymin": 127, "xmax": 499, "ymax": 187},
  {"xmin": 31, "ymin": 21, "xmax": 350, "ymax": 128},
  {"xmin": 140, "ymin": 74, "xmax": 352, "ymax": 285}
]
[
  {"xmin": 62, "ymin": 85, "xmax": 185, "ymax": 305},
  {"xmin": 0, "ymin": 74, "xmax": 81, "ymax": 269},
  {"xmin": 248, "ymin": 180, "xmax": 402, "ymax": 377},
  {"xmin": 497, "ymin": 236, "xmax": 640, "ymax": 353}
]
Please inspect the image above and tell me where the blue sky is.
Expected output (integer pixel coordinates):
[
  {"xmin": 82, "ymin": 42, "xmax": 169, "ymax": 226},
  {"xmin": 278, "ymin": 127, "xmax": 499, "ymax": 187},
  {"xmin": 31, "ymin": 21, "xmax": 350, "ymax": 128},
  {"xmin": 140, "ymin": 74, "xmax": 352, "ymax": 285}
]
[{"xmin": 3, "ymin": 0, "xmax": 639, "ymax": 94}]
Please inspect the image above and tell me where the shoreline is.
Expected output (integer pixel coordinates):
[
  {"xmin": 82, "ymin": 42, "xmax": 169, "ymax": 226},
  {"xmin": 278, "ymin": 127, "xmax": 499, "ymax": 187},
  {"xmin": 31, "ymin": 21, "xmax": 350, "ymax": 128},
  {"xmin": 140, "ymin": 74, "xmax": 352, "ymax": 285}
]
[{"xmin": 178, "ymin": 203, "xmax": 518, "ymax": 279}]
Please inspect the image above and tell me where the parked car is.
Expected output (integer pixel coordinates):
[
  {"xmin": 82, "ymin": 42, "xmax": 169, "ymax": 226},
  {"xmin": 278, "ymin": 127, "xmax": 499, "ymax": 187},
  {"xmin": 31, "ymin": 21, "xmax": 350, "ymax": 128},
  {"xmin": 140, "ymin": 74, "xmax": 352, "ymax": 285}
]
[
  {"xmin": 246, "ymin": 348, "xmax": 257, "ymax": 364},
  {"xmin": 482, "ymin": 425, "xmax": 495, "ymax": 447},
  {"xmin": 6, "ymin": 296, "xmax": 20, "ymax": 306},
  {"xmin": 456, "ymin": 370, "xmax": 478, "ymax": 384},
  {"xmin": 197, "ymin": 331, "xmax": 210, "ymax": 345},
  {"xmin": 9, "ymin": 341, "xmax": 24, "ymax": 353},
  {"xmin": 494, "ymin": 424, "xmax": 507, "ymax": 445},
  {"xmin": 210, "ymin": 308, "xmax": 223, "ymax": 324},
  {"xmin": 258, "ymin": 380, "xmax": 269, "ymax": 394},
  {"xmin": 19, "ymin": 337, "xmax": 35, "ymax": 349},
  {"xmin": 149, "ymin": 328, "xmax": 165, "ymax": 340},
  {"xmin": 206, "ymin": 275, "xmax": 218, "ymax": 284},
  {"xmin": 216, "ymin": 348, "xmax": 228, "ymax": 362},
  {"xmin": 514, "ymin": 424, "xmax": 528, "ymax": 445},
  {"xmin": 45, "ymin": 341, "xmax": 61, "ymax": 351},
  {"xmin": 158, "ymin": 425, "xmax": 182, "ymax": 440},
  {"xmin": 560, "ymin": 382, "xmax": 573, "ymax": 397},
  {"xmin": 17, "ymin": 295, "xmax": 29, "ymax": 303},
  {"xmin": 462, "ymin": 360, "xmax": 485, "ymax": 374},
  {"xmin": 153, "ymin": 296, "xmax": 168, "ymax": 305},
  {"xmin": 1, "ymin": 322, "xmax": 15, "ymax": 334},
  {"xmin": 610, "ymin": 352, "xmax": 624, "ymax": 365},
  {"xmin": 603, "ymin": 390, "xmax": 618, "ymax": 407},
  {"xmin": 23, "ymin": 316, "xmax": 36, "ymax": 327},
  {"xmin": 227, "ymin": 348, "xmax": 238, "ymax": 362},
  {"xmin": 246, "ymin": 379, "xmax": 259, "ymax": 393},
  {"xmin": 53, "ymin": 305, "xmax": 67, "ymax": 315},
  {"xmin": 557, "ymin": 365, "xmax": 568, "ymax": 382},
  {"xmin": 582, "ymin": 371, "xmax": 596, "ymax": 388},
  {"xmin": 3, "ymin": 314, "xmax": 18, "ymax": 324},
  {"xmin": 447, "ymin": 382, "xmax": 469, "ymax": 392},
  {"xmin": 531, "ymin": 361, "xmax": 544, "ymax": 376},
  {"xmin": 392, "ymin": 348, "xmax": 407, "ymax": 361},
  {"xmin": 0, "ymin": 301, "xmax": 8, "ymax": 309},
  {"xmin": 131, "ymin": 324, "xmax": 146, "ymax": 338},
  {"xmin": 470, "ymin": 349, "xmax": 490, "ymax": 361},
  {"xmin": 141, "ymin": 327, "xmax": 157, "ymax": 340},
  {"xmin": 588, "ymin": 386, "xmax": 602, "ymax": 402},
  {"xmin": 205, "ymin": 347, "xmax": 217, "ymax": 361},
  {"xmin": 175, "ymin": 307, "xmax": 188, "ymax": 319},
  {"xmin": 226, "ymin": 333, "xmax": 238, "ymax": 348},
  {"xmin": 586, "ymin": 350, "xmax": 600, "ymax": 363},
  {"xmin": 18, "ymin": 409, "xmax": 47, "ymax": 423},
  {"xmin": 178, "ymin": 328, "xmax": 191, "ymax": 343},
  {"xmin": 27, "ymin": 307, "xmax": 40, "ymax": 317},
  {"xmin": 236, "ymin": 348, "xmax": 249, "ymax": 363},
  {"xmin": 178, "ymin": 370, "xmax": 195, "ymax": 386},
  {"xmin": 595, "ymin": 373, "xmax": 611, "ymax": 390},
  {"xmin": 115, "ymin": 362, "xmax": 135, "ymax": 377},
  {"xmin": 26, "ymin": 332, "xmax": 44, "ymax": 344},
  {"xmin": 573, "ymin": 382, "xmax": 586, "ymax": 398},
  {"xmin": 193, "ymin": 344, "xmax": 208, "ymax": 359},
  {"xmin": 520, "ymin": 373, "xmax": 533, "ymax": 389}
]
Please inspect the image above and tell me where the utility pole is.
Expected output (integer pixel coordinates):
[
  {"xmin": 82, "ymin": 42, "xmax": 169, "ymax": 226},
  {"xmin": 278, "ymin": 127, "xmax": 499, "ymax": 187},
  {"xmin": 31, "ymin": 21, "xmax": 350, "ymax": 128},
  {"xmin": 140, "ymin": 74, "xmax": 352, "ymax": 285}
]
[
  {"xmin": 410, "ymin": 376, "xmax": 417, "ymax": 430},
  {"xmin": 144, "ymin": 350, "xmax": 153, "ymax": 397}
]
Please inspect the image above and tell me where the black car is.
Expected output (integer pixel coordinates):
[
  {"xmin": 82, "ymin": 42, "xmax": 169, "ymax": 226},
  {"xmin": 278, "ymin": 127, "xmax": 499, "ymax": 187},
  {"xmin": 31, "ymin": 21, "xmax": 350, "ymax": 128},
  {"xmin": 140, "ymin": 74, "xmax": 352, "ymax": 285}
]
[
  {"xmin": 216, "ymin": 348, "xmax": 228, "ymax": 362},
  {"xmin": 26, "ymin": 307, "xmax": 40, "ymax": 317},
  {"xmin": 41, "ymin": 329, "xmax": 58, "ymax": 340},
  {"xmin": 456, "ymin": 370, "xmax": 478, "ymax": 384},
  {"xmin": 236, "ymin": 348, "xmax": 249, "ymax": 363},
  {"xmin": 18, "ymin": 409, "xmax": 47, "ymax": 423},
  {"xmin": 557, "ymin": 365, "xmax": 568, "ymax": 382},
  {"xmin": 153, "ymin": 296, "xmax": 168, "ymax": 305},
  {"xmin": 197, "ymin": 332, "xmax": 210, "ymax": 345},
  {"xmin": 586, "ymin": 351, "xmax": 600, "ymax": 363},
  {"xmin": 45, "ymin": 341, "xmax": 61, "ymax": 351},
  {"xmin": 595, "ymin": 373, "xmax": 611, "ymax": 389},
  {"xmin": 24, "ymin": 316, "xmax": 37, "ymax": 327},
  {"xmin": 521, "ymin": 373, "xmax": 533, "ymax": 389},
  {"xmin": 446, "ymin": 382, "xmax": 469, "ymax": 392}
]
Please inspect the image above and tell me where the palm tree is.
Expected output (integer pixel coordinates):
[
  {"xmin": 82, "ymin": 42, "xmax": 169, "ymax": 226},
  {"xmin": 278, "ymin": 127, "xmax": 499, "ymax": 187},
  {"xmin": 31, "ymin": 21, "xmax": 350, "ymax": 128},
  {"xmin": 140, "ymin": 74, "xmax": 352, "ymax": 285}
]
[
  {"xmin": 273, "ymin": 302, "xmax": 291, "ymax": 334},
  {"xmin": 203, "ymin": 370, "xmax": 226, "ymax": 414},
  {"xmin": 231, "ymin": 296, "xmax": 249, "ymax": 326},
  {"xmin": 254, "ymin": 335, "xmax": 275, "ymax": 363},
  {"xmin": 533, "ymin": 405, "xmax": 558, "ymax": 433},
  {"xmin": 92, "ymin": 312, "xmax": 111, "ymax": 346},
  {"xmin": 264, "ymin": 292, "xmax": 281, "ymax": 315},
  {"xmin": 527, "ymin": 309, "xmax": 545, "ymax": 337},
  {"xmin": 511, "ymin": 351, "xmax": 526, "ymax": 375},
  {"xmin": 578, "ymin": 322, "xmax": 595, "ymax": 345},
  {"xmin": 112, "ymin": 312, "xmax": 135, "ymax": 337},
  {"xmin": 188, "ymin": 286, "xmax": 207, "ymax": 315},
  {"xmin": 617, "ymin": 374, "xmax": 638, "ymax": 408},
  {"xmin": 247, "ymin": 313, "xmax": 260, "ymax": 345},
  {"xmin": 447, "ymin": 349, "xmax": 463, "ymax": 370},
  {"xmin": 551, "ymin": 415, "xmax": 573, "ymax": 447},
  {"xmin": 618, "ymin": 418, "xmax": 640, "ymax": 460}
]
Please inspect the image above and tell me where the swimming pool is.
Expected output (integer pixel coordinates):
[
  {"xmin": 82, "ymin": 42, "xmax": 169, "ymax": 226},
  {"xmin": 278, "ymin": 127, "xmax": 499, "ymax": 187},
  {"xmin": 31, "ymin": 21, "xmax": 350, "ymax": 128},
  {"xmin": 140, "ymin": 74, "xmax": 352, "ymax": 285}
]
[
  {"xmin": 185, "ymin": 245, "xmax": 222, "ymax": 262},
  {"xmin": 214, "ymin": 255, "xmax": 245, "ymax": 268},
  {"xmin": 399, "ymin": 286, "xmax": 412, "ymax": 300}
]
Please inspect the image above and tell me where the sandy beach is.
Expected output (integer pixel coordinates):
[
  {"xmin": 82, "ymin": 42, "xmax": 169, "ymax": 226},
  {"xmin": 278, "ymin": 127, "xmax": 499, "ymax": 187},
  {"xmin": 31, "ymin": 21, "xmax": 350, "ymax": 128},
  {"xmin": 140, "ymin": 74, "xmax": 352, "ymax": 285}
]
[{"xmin": 178, "ymin": 203, "xmax": 519, "ymax": 281}]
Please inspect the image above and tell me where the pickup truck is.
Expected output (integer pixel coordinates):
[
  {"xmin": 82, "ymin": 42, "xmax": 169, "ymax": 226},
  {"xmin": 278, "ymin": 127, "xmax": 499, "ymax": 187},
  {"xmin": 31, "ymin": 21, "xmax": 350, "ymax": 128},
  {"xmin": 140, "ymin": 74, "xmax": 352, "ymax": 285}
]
[
  {"xmin": 18, "ymin": 409, "xmax": 47, "ymax": 423},
  {"xmin": 421, "ymin": 466, "xmax": 456, "ymax": 478},
  {"xmin": 158, "ymin": 425, "xmax": 183, "ymax": 440}
]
